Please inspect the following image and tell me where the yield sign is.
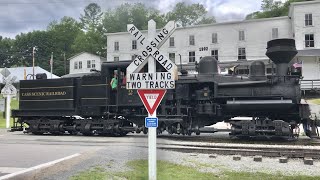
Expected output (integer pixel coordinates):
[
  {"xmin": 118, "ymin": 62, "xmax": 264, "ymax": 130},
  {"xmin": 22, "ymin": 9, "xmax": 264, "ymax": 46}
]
[{"xmin": 137, "ymin": 89, "xmax": 166, "ymax": 116}]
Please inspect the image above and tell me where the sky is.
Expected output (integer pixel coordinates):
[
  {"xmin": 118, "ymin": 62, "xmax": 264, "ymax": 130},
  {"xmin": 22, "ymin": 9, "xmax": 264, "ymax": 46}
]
[{"xmin": 0, "ymin": 0, "xmax": 285, "ymax": 39}]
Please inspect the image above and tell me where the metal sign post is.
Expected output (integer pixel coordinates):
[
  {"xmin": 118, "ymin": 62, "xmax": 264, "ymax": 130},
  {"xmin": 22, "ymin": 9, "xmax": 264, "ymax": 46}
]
[
  {"xmin": 1, "ymin": 68, "xmax": 17, "ymax": 129},
  {"xmin": 147, "ymin": 20, "xmax": 157, "ymax": 180},
  {"xmin": 126, "ymin": 20, "xmax": 177, "ymax": 180}
]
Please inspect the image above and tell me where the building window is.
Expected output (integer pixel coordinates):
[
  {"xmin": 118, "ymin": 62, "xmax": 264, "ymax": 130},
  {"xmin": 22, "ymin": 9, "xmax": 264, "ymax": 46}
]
[
  {"xmin": 211, "ymin": 50, "xmax": 219, "ymax": 61},
  {"xmin": 79, "ymin": 61, "xmax": 82, "ymax": 69},
  {"xmin": 305, "ymin": 34, "xmax": 314, "ymax": 47},
  {"xmin": 238, "ymin": 48, "xmax": 246, "ymax": 60},
  {"xmin": 92, "ymin": 60, "xmax": 96, "ymax": 69},
  {"xmin": 239, "ymin": 30, "xmax": 245, "ymax": 41},
  {"xmin": 74, "ymin": 61, "xmax": 78, "ymax": 69},
  {"xmin": 212, "ymin": 33, "xmax": 218, "ymax": 43},
  {"xmin": 169, "ymin": 37, "xmax": 175, "ymax": 47},
  {"xmin": 266, "ymin": 68, "xmax": 276, "ymax": 74},
  {"xmin": 132, "ymin": 40, "xmax": 137, "ymax": 50},
  {"xmin": 305, "ymin": 13, "xmax": 313, "ymax": 26},
  {"xmin": 272, "ymin": 28, "xmax": 278, "ymax": 39},
  {"xmin": 169, "ymin": 53, "xmax": 175, "ymax": 63},
  {"xmin": 237, "ymin": 69, "xmax": 249, "ymax": 75},
  {"xmin": 131, "ymin": 54, "xmax": 137, "ymax": 61},
  {"xmin": 114, "ymin": 41, "xmax": 119, "ymax": 51},
  {"xmin": 189, "ymin": 51, "xmax": 195, "ymax": 62},
  {"xmin": 87, "ymin": 60, "xmax": 91, "ymax": 68},
  {"xmin": 114, "ymin": 56, "xmax": 119, "ymax": 61},
  {"xmin": 189, "ymin": 35, "xmax": 195, "ymax": 45}
]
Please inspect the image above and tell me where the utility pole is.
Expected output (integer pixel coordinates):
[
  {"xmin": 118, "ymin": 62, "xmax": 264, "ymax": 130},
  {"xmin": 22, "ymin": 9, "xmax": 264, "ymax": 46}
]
[
  {"xmin": 64, "ymin": 52, "xmax": 66, "ymax": 75},
  {"xmin": 51, "ymin": 52, "xmax": 53, "ymax": 79},
  {"xmin": 32, "ymin": 47, "xmax": 36, "ymax": 80},
  {"xmin": 179, "ymin": 54, "xmax": 182, "ymax": 71}
]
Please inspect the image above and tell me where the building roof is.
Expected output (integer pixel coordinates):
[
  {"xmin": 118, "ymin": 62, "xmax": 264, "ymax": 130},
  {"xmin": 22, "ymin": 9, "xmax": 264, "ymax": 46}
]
[
  {"xmin": 106, "ymin": 16, "xmax": 289, "ymax": 36},
  {"xmin": 67, "ymin": 52, "xmax": 107, "ymax": 61},
  {"xmin": 61, "ymin": 72, "xmax": 94, "ymax": 78},
  {"xmin": 297, "ymin": 49, "xmax": 320, "ymax": 57},
  {"xmin": 0, "ymin": 66, "xmax": 60, "ymax": 83}
]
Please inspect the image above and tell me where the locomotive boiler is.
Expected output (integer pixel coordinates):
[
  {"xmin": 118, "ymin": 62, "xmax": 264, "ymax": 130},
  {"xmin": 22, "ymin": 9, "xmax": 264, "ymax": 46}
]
[{"xmin": 11, "ymin": 38, "xmax": 313, "ymax": 138}]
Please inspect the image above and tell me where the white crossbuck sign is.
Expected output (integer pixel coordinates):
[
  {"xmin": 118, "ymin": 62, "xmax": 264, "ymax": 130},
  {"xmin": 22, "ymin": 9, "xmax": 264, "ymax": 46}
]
[
  {"xmin": 126, "ymin": 21, "xmax": 178, "ymax": 89},
  {"xmin": 1, "ymin": 76, "xmax": 17, "ymax": 96}
]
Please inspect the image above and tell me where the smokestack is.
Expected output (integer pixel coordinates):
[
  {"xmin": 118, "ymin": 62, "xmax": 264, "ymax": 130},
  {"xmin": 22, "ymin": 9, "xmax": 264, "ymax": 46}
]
[{"xmin": 266, "ymin": 39, "xmax": 298, "ymax": 76}]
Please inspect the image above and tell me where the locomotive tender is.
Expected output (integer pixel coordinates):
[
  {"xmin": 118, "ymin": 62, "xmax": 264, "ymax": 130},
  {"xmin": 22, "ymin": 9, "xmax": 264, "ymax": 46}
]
[{"xmin": 12, "ymin": 39, "xmax": 313, "ymax": 138}]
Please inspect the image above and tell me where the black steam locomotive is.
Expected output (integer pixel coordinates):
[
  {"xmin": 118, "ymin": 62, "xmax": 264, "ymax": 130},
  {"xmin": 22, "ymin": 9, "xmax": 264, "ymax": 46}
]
[{"xmin": 12, "ymin": 39, "xmax": 312, "ymax": 138}]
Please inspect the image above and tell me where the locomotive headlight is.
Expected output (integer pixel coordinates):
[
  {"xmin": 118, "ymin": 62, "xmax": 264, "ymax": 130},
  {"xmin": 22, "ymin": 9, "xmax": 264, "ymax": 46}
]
[{"xmin": 204, "ymin": 92, "xmax": 208, "ymax": 97}]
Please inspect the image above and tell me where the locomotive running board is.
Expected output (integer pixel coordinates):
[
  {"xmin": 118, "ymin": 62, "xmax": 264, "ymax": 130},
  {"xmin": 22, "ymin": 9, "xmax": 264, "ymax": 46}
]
[{"xmin": 226, "ymin": 99, "xmax": 293, "ymax": 104}]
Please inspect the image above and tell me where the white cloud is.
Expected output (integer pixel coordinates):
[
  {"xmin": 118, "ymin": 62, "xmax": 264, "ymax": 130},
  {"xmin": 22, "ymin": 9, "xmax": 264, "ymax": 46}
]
[{"xmin": 0, "ymin": 0, "xmax": 267, "ymax": 38}]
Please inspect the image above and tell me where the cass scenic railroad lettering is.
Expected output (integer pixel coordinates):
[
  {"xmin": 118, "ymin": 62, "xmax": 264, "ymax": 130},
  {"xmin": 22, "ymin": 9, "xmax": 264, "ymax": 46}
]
[{"xmin": 21, "ymin": 91, "xmax": 67, "ymax": 97}]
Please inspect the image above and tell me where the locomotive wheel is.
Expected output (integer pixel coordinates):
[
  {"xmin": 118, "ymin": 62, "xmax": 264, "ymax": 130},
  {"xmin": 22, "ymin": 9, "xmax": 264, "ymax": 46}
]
[
  {"xmin": 82, "ymin": 132, "xmax": 93, "ymax": 136},
  {"xmin": 32, "ymin": 132, "xmax": 43, "ymax": 135},
  {"xmin": 143, "ymin": 128, "xmax": 148, "ymax": 134}
]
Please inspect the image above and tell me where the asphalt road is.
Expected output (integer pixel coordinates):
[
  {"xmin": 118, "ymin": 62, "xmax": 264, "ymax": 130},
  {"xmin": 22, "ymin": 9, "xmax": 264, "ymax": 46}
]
[
  {"xmin": 0, "ymin": 131, "xmax": 181, "ymax": 179},
  {"xmin": 0, "ymin": 130, "xmax": 319, "ymax": 180}
]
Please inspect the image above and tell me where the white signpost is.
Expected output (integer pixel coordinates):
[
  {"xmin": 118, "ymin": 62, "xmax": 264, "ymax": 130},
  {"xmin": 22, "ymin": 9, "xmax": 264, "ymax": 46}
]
[
  {"xmin": 126, "ymin": 20, "xmax": 177, "ymax": 180},
  {"xmin": 1, "ymin": 68, "xmax": 17, "ymax": 129}
]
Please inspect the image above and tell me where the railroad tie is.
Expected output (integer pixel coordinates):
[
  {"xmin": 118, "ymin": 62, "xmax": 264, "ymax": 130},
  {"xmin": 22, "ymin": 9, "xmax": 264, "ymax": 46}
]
[
  {"xmin": 279, "ymin": 156, "xmax": 288, "ymax": 163},
  {"xmin": 233, "ymin": 155, "xmax": 241, "ymax": 161},
  {"xmin": 253, "ymin": 155, "xmax": 262, "ymax": 162},
  {"xmin": 304, "ymin": 157, "xmax": 313, "ymax": 165}
]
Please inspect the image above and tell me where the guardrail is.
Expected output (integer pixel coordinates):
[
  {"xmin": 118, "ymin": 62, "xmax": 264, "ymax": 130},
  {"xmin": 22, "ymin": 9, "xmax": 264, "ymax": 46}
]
[{"xmin": 300, "ymin": 79, "xmax": 320, "ymax": 91}]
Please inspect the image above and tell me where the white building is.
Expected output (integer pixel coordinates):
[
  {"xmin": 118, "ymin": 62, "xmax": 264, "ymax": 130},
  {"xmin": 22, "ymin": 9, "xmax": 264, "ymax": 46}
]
[
  {"xmin": 106, "ymin": 1, "xmax": 320, "ymax": 87},
  {"xmin": 68, "ymin": 52, "xmax": 107, "ymax": 75}
]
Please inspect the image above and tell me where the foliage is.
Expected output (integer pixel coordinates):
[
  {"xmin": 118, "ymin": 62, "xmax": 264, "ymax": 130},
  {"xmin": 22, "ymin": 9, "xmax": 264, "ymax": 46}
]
[
  {"xmin": 166, "ymin": 2, "xmax": 215, "ymax": 27},
  {"xmin": 73, "ymin": 3, "xmax": 107, "ymax": 57},
  {"xmin": 47, "ymin": 16, "xmax": 82, "ymax": 75},
  {"xmin": 71, "ymin": 30, "xmax": 107, "ymax": 57},
  {"xmin": 80, "ymin": 3, "xmax": 103, "ymax": 31},
  {"xmin": 103, "ymin": 3, "xmax": 166, "ymax": 33},
  {"xmin": 0, "ymin": 97, "xmax": 18, "ymax": 128},
  {"xmin": 1, "ymin": 1, "xmax": 216, "ymax": 75},
  {"xmin": 13, "ymin": 31, "xmax": 55, "ymax": 72},
  {"xmin": 309, "ymin": 98, "xmax": 320, "ymax": 105},
  {"xmin": 246, "ymin": 0, "xmax": 311, "ymax": 19},
  {"xmin": 0, "ymin": 37, "xmax": 14, "ymax": 67}
]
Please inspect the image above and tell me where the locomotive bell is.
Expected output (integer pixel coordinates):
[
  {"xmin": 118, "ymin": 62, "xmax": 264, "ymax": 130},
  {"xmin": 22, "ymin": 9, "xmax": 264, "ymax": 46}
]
[
  {"xmin": 198, "ymin": 56, "xmax": 218, "ymax": 75},
  {"xmin": 266, "ymin": 39, "xmax": 298, "ymax": 76}
]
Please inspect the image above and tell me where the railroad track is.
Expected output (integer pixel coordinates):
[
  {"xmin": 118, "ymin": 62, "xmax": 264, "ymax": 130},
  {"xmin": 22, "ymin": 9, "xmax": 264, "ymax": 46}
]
[{"xmin": 157, "ymin": 142, "xmax": 320, "ymax": 159}]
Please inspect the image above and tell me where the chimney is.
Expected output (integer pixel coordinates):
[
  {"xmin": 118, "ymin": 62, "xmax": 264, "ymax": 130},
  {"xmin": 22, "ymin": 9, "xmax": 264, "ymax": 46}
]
[{"xmin": 266, "ymin": 39, "xmax": 298, "ymax": 76}]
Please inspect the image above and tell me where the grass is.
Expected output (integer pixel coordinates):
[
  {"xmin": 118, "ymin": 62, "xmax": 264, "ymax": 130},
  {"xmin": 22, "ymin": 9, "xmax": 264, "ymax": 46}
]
[
  {"xmin": 309, "ymin": 98, "xmax": 320, "ymax": 105},
  {"xmin": 70, "ymin": 160, "xmax": 320, "ymax": 180},
  {"xmin": 0, "ymin": 97, "xmax": 19, "ymax": 128}
]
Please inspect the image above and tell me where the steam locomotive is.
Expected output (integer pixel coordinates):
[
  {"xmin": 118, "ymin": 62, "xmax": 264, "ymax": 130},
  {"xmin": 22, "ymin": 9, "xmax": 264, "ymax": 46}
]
[{"xmin": 12, "ymin": 39, "xmax": 314, "ymax": 138}]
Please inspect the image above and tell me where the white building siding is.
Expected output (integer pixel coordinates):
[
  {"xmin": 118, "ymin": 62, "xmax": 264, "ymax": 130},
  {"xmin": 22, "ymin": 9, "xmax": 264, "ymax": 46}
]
[
  {"xmin": 69, "ymin": 52, "xmax": 105, "ymax": 74},
  {"xmin": 302, "ymin": 57, "xmax": 320, "ymax": 80},
  {"xmin": 107, "ymin": 17, "xmax": 291, "ymax": 64},
  {"xmin": 290, "ymin": 2, "xmax": 320, "ymax": 50}
]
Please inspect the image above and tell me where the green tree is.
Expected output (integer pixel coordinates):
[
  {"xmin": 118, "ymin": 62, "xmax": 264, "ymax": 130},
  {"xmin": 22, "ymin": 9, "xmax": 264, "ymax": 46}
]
[
  {"xmin": 73, "ymin": 3, "xmax": 106, "ymax": 57},
  {"xmin": 12, "ymin": 31, "xmax": 57, "ymax": 75},
  {"xmin": 166, "ymin": 2, "xmax": 215, "ymax": 27},
  {"xmin": 80, "ymin": 3, "xmax": 103, "ymax": 31},
  {"xmin": 103, "ymin": 3, "xmax": 166, "ymax": 33},
  {"xmin": 47, "ymin": 16, "xmax": 82, "ymax": 74},
  {"xmin": 0, "ymin": 36, "xmax": 14, "ymax": 68},
  {"xmin": 246, "ymin": 0, "xmax": 310, "ymax": 19},
  {"xmin": 71, "ymin": 30, "xmax": 106, "ymax": 57}
]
